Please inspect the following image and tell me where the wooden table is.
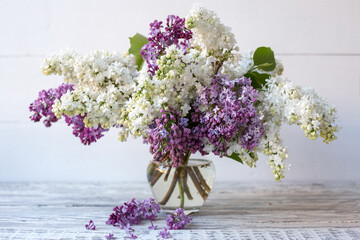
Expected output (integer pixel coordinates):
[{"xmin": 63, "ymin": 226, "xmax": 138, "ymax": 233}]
[{"xmin": 0, "ymin": 182, "xmax": 359, "ymax": 239}]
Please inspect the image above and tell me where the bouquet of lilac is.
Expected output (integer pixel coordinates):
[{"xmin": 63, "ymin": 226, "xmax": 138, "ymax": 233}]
[{"xmin": 30, "ymin": 4, "xmax": 339, "ymax": 184}]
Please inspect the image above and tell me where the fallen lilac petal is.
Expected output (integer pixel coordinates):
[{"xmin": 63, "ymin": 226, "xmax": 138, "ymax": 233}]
[
  {"xmin": 125, "ymin": 232, "xmax": 138, "ymax": 239},
  {"xmin": 105, "ymin": 233, "xmax": 116, "ymax": 239},
  {"xmin": 85, "ymin": 219, "xmax": 96, "ymax": 230}
]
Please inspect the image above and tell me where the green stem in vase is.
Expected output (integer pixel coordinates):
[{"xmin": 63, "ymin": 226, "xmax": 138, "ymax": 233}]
[{"xmin": 177, "ymin": 151, "xmax": 190, "ymax": 208}]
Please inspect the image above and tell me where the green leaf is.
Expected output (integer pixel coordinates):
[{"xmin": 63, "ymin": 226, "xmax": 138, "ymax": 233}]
[
  {"xmin": 253, "ymin": 47, "xmax": 276, "ymax": 71},
  {"xmin": 128, "ymin": 33, "xmax": 149, "ymax": 71},
  {"xmin": 227, "ymin": 152, "xmax": 244, "ymax": 164},
  {"xmin": 244, "ymin": 71, "xmax": 271, "ymax": 89}
]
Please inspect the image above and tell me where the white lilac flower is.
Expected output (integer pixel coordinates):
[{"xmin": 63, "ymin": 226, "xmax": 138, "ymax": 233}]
[
  {"xmin": 42, "ymin": 49, "xmax": 138, "ymax": 92},
  {"xmin": 186, "ymin": 3, "xmax": 237, "ymax": 56},
  {"xmin": 43, "ymin": 49, "xmax": 138, "ymax": 129},
  {"xmin": 122, "ymin": 45, "xmax": 215, "ymax": 138},
  {"xmin": 260, "ymin": 76, "xmax": 339, "ymax": 143},
  {"xmin": 257, "ymin": 76, "xmax": 339, "ymax": 180},
  {"xmin": 53, "ymin": 85, "xmax": 127, "ymax": 129}
]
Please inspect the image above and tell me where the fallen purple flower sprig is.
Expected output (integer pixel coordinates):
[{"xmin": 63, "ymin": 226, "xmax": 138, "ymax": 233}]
[
  {"xmin": 106, "ymin": 198, "xmax": 161, "ymax": 227},
  {"xmin": 166, "ymin": 208, "xmax": 192, "ymax": 230},
  {"xmin": 103, "ymin": 198, "xmax": 192, "ymax": 239},
  {"xmin": 158, "ymin": 227, "xmax": 172, "ymax": 239},
  {"xmin": 105, "ymin": 233, "xmax": 116, "ymax": 240}
]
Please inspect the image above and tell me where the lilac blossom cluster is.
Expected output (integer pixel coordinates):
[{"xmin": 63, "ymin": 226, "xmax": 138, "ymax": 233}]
[
  {"xmin": 106, "ymin": 198, "xmax": 160, "ymax": 238},
  {"xmin": 165, "ymin": 208, "xmax": 192, "ymax": 230},
  {"xmin": 145, "ymin": 75, "xmax": 265, "ymax": 166},
  {"xmin": 196, "ymin": 75, "xmax": 265, "ymax": 156},
  {"xmin": 141, "ymin": 15, "xmax": 192, "ymax": 75},
  {"xmin": 64, "ymin": 114, "xmax": 107, "ymax": 145},
  {"xmin": 30, "ymin": 4, "xmax": 339, "ymax": 181},
  {"xmin": 106, "ymin": 198, "xmax": 161, "ymax": 226},
  {"xmin": 145, "ymin": 107, "xmax": 208, "ymax": 166},
  {"xmin": 105, "ymin": 199, "xmax": 192, "ymax": 239},
  {"xmin": 29, "ymin": 83, "xmax": 107, "ymax": 145},
  {"xmin": 29, "ymin": 83, "xmax": 73, "ymax": 127}
]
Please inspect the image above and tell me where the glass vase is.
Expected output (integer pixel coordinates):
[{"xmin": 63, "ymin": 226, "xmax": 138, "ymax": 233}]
[{"xmin": 147, "ymin": 159, "xmax": 215, "ymax": 213}]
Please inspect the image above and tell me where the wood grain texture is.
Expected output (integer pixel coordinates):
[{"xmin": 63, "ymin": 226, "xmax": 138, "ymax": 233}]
[{"xmin": 0, "ymin": 182, "xmax": 359, "ymax": 239}]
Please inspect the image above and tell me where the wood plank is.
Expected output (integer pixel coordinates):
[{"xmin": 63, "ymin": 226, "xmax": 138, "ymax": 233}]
[{"xmin": 0, "ymin": 182, "xmax": 359, "ymax": 239}]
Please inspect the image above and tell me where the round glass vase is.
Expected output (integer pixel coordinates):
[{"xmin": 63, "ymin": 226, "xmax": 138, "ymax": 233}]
[{"xmin": 147, "ymin": 159, "xmax": 215, "ymax": 213}]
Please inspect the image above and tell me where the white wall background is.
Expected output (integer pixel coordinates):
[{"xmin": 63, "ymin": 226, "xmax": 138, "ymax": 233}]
[{"xmin": 0, "ymin": 0, "xmax": 359, "ymax": 182}]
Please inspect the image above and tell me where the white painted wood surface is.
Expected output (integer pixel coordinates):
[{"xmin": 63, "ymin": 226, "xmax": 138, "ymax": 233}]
[
  {"xmin": 0, "ymin": 182, "xmax": 359, "ymax": 239},
  {"xmin": 0, "ymin": 0, "xmax": 360, "ymax": 182}
]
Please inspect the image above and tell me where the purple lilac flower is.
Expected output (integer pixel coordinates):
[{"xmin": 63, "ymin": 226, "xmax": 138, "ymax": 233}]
[
  {"xmin": 195, "ymin": 75, "xmax": 265, "ymax": 155},
  {"xmin": 141, "ymin": 15, "xmax": 192, "ymax": 75},
  {"xmin": 145, "ymin": 75, "xmax": 264, "ymax": 164},
  {"xmin": 106, "ymin": 198, "xmax": 160, "ymax": 226},
  {"xmin": 140, "ymin": 198, "xmax": 161, "ymax": 221},
  {"xmin": 106, "ymin": 198, "xmax": 160, "ymax": 239},
  {"xmin": 145, "ymin": 107, "xmax": 208, "ymax": 166},
  {"xmin": 180, "ymin": 118, "xmax": 189, "ymax": 127},
  {"xmin": 85, "ymin": 220, "xmax": 96, "ymax": 230},
  {"xmin": 166, "ymin": 208, "xmax": 192, "ymax": 230},
  {"xmin": 105, "ymin": 233, "xmax": 116, "ymax": 240},
  {"xmin": 29, "ymin": 83, "xmax": 107, "ymax": 145},
  {"xmin": 64, "ymin": 114, "xmax": 108, "ymax": 145},
  {"xmin": 29, "ymin": 83, "xmax": 74, "ymax": 127},
  {"xmin": 158, "ymin": 227, "xmax": 172, "ymax": 239}
]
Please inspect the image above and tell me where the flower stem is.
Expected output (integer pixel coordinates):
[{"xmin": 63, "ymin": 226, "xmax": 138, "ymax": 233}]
[
  {"xmin": 164, "ymin": 166, "xmax": 172, "ymax": 182},
  {"xmin": 151, "ymin": 153, "xmax": 171, "ymax": 186},
  {"xmin": 193, "ymin": 166, "xmax": 211, "ymax": 192},
  {"xmin": 150, "ymin": 170, "xmax": 164, "ymax": 186},
  {"xmin": 161, "ymin": 152, "xmax": 170, "ymax": 163},
  {"xmin": 188, "ymin": 167, "xmax": 208, "ymax": 201},
  {"xmin": 178, "ymin": 171, "xmax": 185, "ymax": 208},
  {"xmin": 159, "ymin": 168, "xmax": 180, "ymax": 205},
  {"xmin": 183, "ymin": 150, "xmax": 191, "ymax": 166},
  {"xmin": 181, "ymin": 168, "xmax": 193, "ymax": 200},
  {"xmin": 214, "ymin": 60, "xmax": 224, "ymax": 75}
]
